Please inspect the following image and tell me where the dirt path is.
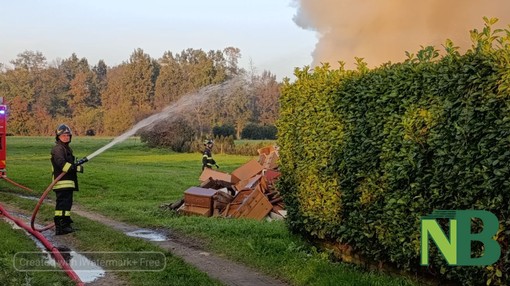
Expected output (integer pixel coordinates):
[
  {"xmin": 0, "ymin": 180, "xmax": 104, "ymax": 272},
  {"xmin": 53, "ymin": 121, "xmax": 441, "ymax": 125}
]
[
  {"xmin": 72, "ymin": 205, "xmax": 289, "ymax": 286},
  {"xmin": 0, "ymin": 202, "xmax": 127, "ymax": 286},
  {"xmin": 1, "ymin": 190, "xmax": 289, "ymax": 286}
]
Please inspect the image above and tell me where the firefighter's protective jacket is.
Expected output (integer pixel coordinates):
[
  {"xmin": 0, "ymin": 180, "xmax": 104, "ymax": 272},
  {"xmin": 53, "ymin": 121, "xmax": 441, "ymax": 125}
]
[
  {"xmin": 51, "ymin": 141, "xmax": 80, "ymax": 191},
  {"xmin": 202, "ymin": 147, "xmax": 216, "ymax": 170}
]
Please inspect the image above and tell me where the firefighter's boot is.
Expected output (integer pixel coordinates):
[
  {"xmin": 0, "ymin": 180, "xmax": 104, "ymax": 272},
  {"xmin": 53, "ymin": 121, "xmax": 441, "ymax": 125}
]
[
  {"xmin": 54, "ymin": 216, "xmax": 74, "ymax": 235},
  {"xmin": 63, "ymin": 216, "xmax": 78, "ymax": 231}
]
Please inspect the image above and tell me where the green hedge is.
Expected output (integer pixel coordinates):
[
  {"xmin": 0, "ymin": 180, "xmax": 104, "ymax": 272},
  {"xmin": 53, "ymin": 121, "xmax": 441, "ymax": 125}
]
[{"xmin": 277, "ymin": 18, "xmax": 510, "ymax": 285}]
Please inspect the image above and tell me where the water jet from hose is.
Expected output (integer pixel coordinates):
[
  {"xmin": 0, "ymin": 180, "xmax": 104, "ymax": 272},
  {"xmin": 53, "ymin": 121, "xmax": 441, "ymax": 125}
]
[{"xmin": 84, "ymin": 79, "xmax": 240, "ymax": 161}]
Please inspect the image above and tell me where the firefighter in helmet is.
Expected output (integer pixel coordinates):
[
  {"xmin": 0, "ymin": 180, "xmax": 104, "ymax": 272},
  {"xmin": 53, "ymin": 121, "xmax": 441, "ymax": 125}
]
[
  {"xmin": 51, "ymin": 124, "xmax": 83, "ymax": 235},
  {"xmin": 202, "ymin": 139, "xmax": 219, "ymax": 170}
]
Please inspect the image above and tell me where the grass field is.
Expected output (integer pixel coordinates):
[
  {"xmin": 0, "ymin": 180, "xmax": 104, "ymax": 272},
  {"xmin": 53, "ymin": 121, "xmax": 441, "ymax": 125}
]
[
  {"xmin": 0, "ymin": 136, "xmax": 417, "ymax": 285},
  {"xmin": 0, "ymin": 219, "xmax": 75, "ymax": 285}
]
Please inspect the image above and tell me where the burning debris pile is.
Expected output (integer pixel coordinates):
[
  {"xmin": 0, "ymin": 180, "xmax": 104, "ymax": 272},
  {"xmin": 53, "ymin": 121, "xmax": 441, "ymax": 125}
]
[{"xmin": 164, "ymin": 146, "xmax": 284, "ymax": 221}]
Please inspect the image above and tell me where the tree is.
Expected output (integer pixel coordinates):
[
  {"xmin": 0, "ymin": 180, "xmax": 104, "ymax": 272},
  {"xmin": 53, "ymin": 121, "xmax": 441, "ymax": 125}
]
[
  {"xmin": 123, "ymin": 48, "xmax": 159, "ymax": 120},
  {"xmin": 10, "ymin": 51, "xmax": 47, "ymax": 72},
  {"xmin": 154, "ymin": 51, "xmax": 185, "ymax": 109},
  {"xmin": 213, "ymin": 124, "xmax": 235, "ymax": 137},
  {"xmin": 69, "ymin": 71, "xmax": 101, "ymax": 134},
  {"xmin": 223, "ymin": 47, "xmax": 242, "ymax": 77},
  {"xmin": 0, "ymin": 45, "xmax": 279, "ymax": 137},
  {"xmin": 224, "ymin": 79, "xmax": 252, "ymax": 139},
  {"xmin": 59, "ymin": 53, "xmax": 90, "ymax": 81},
  {"xmin": 185, "ymin": 98, "xmax": 210, "ymax": 138},
  {"xmin": 2, "ymin": 51, "xmax": 58, "ymax": 135},
  {"xmin": 252, "ymin": 71, "xmax": 280, "ymax": 125},
  {"xmin": 36, "ymin": 66, "xmax": 72, "ymax": 119},
  {"xmin": 92, "ymin": 59, "xmax": 108, "ymax": 94},
  {"xmin": 32, "ymin": 104, "xmax": 55, "ymax": 135},
  {"xmin": 101, "ymin": 65, "xmax": 133, "ymax": 135},
  {"xmin": 8, "ymin": 97, "xmax": 34, "ymax": 135}
]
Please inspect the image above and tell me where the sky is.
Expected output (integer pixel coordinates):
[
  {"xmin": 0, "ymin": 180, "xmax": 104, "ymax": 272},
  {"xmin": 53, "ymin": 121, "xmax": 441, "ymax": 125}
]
[
  {"xmin": 1, "ymin": 1, "xmax": 509, "ymax": 82},
  {"xmin": 0, "ymin": 0, "xmax": 316, "ymax": 81}
]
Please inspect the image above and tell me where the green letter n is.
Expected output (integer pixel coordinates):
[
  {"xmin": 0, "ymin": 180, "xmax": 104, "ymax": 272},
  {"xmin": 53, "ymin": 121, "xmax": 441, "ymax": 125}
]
[{"xmin": 421, "ymin": 211, "xmax": 457, "ymax": 265}]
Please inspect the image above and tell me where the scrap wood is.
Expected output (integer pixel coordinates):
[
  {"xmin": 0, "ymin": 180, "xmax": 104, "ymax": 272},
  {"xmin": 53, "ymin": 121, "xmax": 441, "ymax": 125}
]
[
  {"xmin": 201, "ymin": 178, "xmax": 236, "ymax": 196},
  {"xmin": 262, "ymin": 152, "xmax": 279, "ymax": 170},
  {"xmin": 200, "ymin": 178, "xmax": 232, "ymax": 188},
  {"xmin": 199, "ymin": 167, "xmax": 232, "ymax": 183},
  {"xmin": 257, "ymin": 145, "xmax": 275, "ymax": 156},
  {"xmin": 221, "ymin": 190, "xmax": 252, "ymax": 217},
  {"xmin": 228, "ymin": 189, "xmax": 273, "ymax": 220},
  {"xmin": 178, "ymin": 204, "xmax": 212, "ymax": 217},
  {"xmin": 234, "ymin": 174, "xmax": 262, "ymax": 193},
  {"xmin": 160, "ymin": 198, "xmax": 184, "ymax": 210},
  {"xmin": 268, "ymin": 211, "xmax": 284, "ymax": 221},
  {"xmin": 257, "ymin": 145, "xmax": 279, "ymax": 170},
  {"xmin": 258, "ymin": 175, "xmax": 268, "ymax": 192},
  {"xmin": 265, "ymin": 191, "xmax": 279, "ymax": 198},
  {"xmin": 178, "ymin": 144, "xmax": 286, "ymax": 220},
  {"xmin": 263, "ymin": 169, "xmax": 281, "ymax": 185},
  {"xmin": 169, "ymin": 198, "xmax": 185, "ymax": 210},
  {"xmin": 269, "ymin": 197, "xmax": 283, "ymax": 204},
  {"xmin": 231, "ymin": 159, "xmax": 263, "ymax": 183},
  {"xmin": 213, "ymin": 191, "xmax": 234, "ymax": 212}
]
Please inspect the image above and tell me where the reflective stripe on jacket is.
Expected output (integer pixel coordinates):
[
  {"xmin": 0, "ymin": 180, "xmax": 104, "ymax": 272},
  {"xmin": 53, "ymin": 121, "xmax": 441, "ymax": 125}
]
[
  {"xmin": 202, "ymin": 148, "xmax": 216, "ymax": 169},
  {"xmin": 51, "ymin": 141, "xmax": 79, "ymax": 191}
]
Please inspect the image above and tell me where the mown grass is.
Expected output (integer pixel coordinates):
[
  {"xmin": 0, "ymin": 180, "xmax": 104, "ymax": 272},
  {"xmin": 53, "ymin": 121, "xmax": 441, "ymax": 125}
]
[
  {"xmin": 1, "ymin": 136, "xmax": 417, "ymax": 286},
  {"xmin": 0, "ymin": 219, "xmax": 74, "ymax": 285},
  {"xmin": 0, "ymin": 193, "xmax": 223, "ymax": 286}
]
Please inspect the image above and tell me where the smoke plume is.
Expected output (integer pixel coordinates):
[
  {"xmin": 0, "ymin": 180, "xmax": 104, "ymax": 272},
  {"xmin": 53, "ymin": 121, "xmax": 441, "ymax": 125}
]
[{"xmin": 293, "ymin": 0, "xmax": 510, "ymax": 69}]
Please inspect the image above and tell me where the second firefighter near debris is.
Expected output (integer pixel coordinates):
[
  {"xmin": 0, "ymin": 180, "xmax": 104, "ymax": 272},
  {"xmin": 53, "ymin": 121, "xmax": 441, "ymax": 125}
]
[{"xmin": 202, "ymin": 139, "xmax": 219, "ymax": 170}]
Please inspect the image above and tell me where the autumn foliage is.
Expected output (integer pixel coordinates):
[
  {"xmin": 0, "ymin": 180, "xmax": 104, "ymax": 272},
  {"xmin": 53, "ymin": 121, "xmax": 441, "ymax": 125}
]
[{"xmin": 0, "ymin": 47, "xmax": 280, "ymax": 138}]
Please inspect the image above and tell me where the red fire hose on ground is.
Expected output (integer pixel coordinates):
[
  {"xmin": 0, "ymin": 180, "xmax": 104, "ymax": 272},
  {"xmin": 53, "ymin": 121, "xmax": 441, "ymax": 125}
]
[
  {"xmin": 0, "ymin": 170, "xmax": 85, "ymax": 285},
  {"xmin": 0, "ymin": 204, "xmax": 84, "ymax": 286},
  {"xmin": 30, "ymin": 172, "xmax": 65, "ymax": 232},
  {"xmin": 1, "ymin": 175, "xmax": 35, "ymax": 192},
  {"xmin": 0, "ymin": 99, "xmax": 87, "ymax": 285}
]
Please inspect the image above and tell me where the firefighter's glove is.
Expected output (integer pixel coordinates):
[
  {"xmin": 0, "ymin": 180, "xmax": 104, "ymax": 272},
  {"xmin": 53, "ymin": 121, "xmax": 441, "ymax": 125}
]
[
  {"xmin": 71, "ymin": 164, "xmax": 84, "ymax": 173},
  {"xmin": 215, "ymin": 164, "xmax": 220, "ymax": 169}
]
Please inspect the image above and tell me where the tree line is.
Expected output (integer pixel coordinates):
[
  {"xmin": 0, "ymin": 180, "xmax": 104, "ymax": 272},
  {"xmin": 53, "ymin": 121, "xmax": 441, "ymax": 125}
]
[{"xmin": 0, "ymin": 47, "xmax": 280, "ymax": 138}]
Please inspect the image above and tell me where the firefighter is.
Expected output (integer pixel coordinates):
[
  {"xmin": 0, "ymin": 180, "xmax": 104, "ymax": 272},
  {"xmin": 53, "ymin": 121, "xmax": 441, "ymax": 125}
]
[
  {"xmin": 51, "ymin": 124, "xmax": 83, "ymax": 235},
  {"xmin": 202, "ymin": 139, "xmax": 219, "ymax": 170}
]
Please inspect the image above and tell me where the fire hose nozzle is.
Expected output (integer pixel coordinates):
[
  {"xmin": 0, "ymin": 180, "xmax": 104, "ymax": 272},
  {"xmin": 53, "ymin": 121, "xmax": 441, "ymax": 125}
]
[{"xmin": 75, "ymin": 157, "xmax": 89, "ymax": 166}]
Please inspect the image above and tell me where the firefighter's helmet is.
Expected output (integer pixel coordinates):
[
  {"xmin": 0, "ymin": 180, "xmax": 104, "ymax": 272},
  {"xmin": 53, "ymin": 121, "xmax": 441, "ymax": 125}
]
[
  {"xmin": 204, "ymin": 139, "xmax": 213, "ymax": 146},
  {"xmin": 55, "ymin": 124, "xmax": 72, "ymax": 141}
]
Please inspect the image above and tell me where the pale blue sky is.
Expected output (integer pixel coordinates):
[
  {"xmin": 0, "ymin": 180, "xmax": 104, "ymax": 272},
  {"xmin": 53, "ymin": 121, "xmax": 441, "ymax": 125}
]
[{"xmin": 0, "ymin": 0, "xmax": 316, "ymax": 80}]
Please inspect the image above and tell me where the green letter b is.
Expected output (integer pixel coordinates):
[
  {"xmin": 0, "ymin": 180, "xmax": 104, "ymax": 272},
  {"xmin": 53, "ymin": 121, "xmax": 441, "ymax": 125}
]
[{"xmin": 456, "ymin": 210, "xmax": 500, "ymax": 266}]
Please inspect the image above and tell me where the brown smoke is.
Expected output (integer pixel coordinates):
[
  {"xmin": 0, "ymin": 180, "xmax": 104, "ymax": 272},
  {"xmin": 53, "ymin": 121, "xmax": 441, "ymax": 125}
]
[{"xmin": 293, "ymin": 0, "xmax": 510, "ymax": 69}]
